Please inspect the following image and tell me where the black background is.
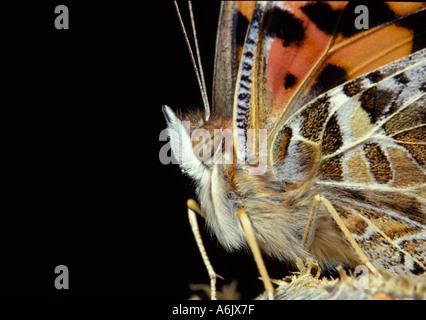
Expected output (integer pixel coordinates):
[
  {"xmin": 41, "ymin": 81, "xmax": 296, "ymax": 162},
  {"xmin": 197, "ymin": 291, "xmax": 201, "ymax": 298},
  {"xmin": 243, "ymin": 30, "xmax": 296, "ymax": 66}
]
[{"xmin": 2, "ymin": 0, "xmax": 289, "ymax": 299}]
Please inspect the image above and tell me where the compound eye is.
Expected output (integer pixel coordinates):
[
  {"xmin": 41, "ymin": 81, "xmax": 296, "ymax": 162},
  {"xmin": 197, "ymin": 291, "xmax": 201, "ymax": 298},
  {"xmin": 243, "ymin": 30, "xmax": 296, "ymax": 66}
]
[{"xmin": 191, "ymin": 123, "xmax": 222, "ymax": 164}]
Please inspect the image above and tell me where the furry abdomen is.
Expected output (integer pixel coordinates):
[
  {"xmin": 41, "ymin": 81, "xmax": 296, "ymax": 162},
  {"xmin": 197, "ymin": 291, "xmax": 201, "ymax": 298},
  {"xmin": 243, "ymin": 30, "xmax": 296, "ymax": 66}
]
[{"xmin": 234, "ymin": 170, "xmax": 359, "ymax": 270}]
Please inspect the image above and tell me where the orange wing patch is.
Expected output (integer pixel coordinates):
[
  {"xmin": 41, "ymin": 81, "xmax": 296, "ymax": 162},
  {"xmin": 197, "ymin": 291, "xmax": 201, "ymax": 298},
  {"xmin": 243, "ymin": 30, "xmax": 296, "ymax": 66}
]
[
  {"xmin": 262, "ymin": 2, "xmax": 347, "ymax": 130},
  {"xmin": 266, "ymin": 2, "xmax": 426, "ymax": 136}
]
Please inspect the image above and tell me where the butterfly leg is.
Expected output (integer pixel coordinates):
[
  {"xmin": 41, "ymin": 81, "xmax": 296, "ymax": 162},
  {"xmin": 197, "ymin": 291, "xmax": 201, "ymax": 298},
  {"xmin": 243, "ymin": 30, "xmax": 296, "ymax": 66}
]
[
  {"xmin": 187, "ymin": 198, "xmax": 206, "ymax": 219},
  {"xmin": 301, "ymin": 195, "xmax": 322, "ymax": 249},
  {"xmin": 187, "ymin": 199, "xmax": 217, "ymax": 300},
  {"xmin": 304, "ymin": 194, "xmax": 380, "ymax": 276},
  {"xmin": 237, "ymin": 209, "xmax": 275, "ymax": 300}
]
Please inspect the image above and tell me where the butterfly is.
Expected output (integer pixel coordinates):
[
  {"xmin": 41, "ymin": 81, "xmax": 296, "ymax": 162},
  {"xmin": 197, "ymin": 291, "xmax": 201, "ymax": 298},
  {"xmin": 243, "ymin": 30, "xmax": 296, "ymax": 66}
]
[{"xmin": 163, "ymin": 1, "xmax": 426, "ymax": 280}]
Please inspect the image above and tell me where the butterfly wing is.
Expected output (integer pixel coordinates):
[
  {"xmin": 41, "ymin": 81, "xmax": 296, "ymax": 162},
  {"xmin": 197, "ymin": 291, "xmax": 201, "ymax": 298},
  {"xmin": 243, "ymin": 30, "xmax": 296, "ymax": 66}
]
[
  {"xmin": 212, "ymin": 1, "xmax": 255, "ymax": 119},
  {"xmin": 283, "ymin": 2, "xmax": 426, "ymax": 132},
  {"xmin": 231, "ymin": 1, "xmax": 425, "ymax": 163},
  {"xmin": 232, "ymin": 1, "xmax": 349, "ymax": 162},
  {"xmin": 271, "ymin": 48, "xmax": 426, "ymax": 276},
  {"xmin": 231, "ymin": 1, "xmax": 426, "ymax": 276},
  {"xmin": 320, "ymin": 53, "xmax": 426, "ymax": 276}
]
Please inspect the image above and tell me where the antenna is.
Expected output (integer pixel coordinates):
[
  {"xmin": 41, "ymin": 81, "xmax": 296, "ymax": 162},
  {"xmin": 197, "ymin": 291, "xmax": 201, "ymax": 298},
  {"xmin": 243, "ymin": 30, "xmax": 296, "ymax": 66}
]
[{"xmin": 174, "ymin": 1, "xmax": 211, "ymax": 120}]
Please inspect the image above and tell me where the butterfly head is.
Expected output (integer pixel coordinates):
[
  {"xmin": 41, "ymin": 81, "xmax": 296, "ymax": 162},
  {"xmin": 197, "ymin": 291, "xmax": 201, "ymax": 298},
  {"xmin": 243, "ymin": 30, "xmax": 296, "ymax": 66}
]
[
  {"xmin": 162, "ymin": 105, "xmax": 232, "ymax": 177},
  {"xmin": 163, "ymin": 105, "xmax": 247, "ymax": 251}
]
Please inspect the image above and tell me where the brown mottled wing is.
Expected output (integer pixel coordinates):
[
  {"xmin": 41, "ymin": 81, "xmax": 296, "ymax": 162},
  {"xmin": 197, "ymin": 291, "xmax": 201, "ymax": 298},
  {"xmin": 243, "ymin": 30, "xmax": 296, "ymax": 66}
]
[
  {"xmin": 271, "ymin": 49, "xmax": 426, "ymax": 277},
  {"xmin": 317, "ymin": 51, "xmax": 426, "ymax": 277},
  {"xmin": 212, "ymin": 1, "xmax": 255, "ymax": 119}
]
